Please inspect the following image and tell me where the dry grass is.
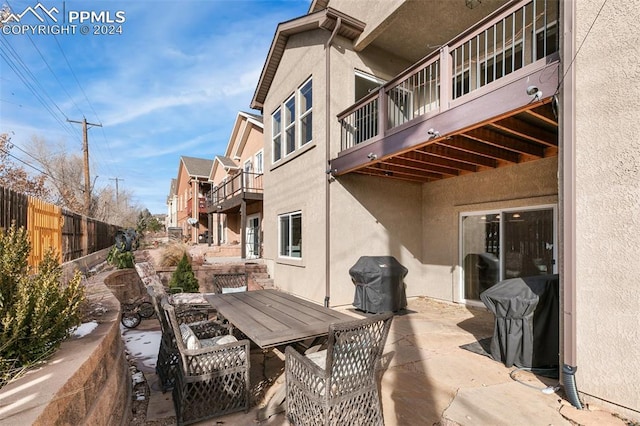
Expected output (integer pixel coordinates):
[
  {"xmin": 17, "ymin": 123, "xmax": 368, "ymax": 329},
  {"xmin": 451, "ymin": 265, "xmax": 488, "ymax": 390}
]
[{"xmin": 157, "ymin": 241, "xmax": 189, "ymax": 267}]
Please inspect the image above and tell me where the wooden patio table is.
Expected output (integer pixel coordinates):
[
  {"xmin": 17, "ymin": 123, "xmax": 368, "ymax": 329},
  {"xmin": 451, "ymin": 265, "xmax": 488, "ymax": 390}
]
[
  {"xmin": 204, "ymin": 289, "xmax": 356, "ymax": 420},
  {"xmin": 204, "ymin": 288, "xmax": 354, "ymax": 349}
]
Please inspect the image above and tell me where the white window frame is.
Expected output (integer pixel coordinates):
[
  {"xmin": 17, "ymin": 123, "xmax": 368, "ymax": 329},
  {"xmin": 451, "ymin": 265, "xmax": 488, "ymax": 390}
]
[
  {"xmin": 278, "ymin": 210, "xmax": 302, "ymax": 259},
  {"xmin": 243, "ymin": 159, "xmax": 253, "ymax": 189},
  {"xmin": 255, "ymin": 150, "xmax": 264, "ymax": 174},
  {"xmin": 283, "ymin": 94, "xmax": 296, "ymax": 157},
  {"xmin": 270, "ymin": 78, "xmax": 313, "ymax": 164},
  {"xmin": 299, "ymin": 78, "xmax": 312, "ymax": 146},
  {"xmin": 272, "ymin": 108, "xmax": 282, "ymax": 163}
]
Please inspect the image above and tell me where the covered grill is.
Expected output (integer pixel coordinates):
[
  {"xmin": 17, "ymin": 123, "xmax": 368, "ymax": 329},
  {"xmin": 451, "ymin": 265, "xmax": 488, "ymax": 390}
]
[
  {"xmin": 480, "ymin": 274, "xmax": 559, "ymax": 369},
  {"xmin": 349, "ymin": 256, "xmax": 408, "ymax": 313}
]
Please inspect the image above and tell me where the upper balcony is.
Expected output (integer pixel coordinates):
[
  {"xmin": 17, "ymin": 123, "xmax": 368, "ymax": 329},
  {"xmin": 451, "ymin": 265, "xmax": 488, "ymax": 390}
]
[
  {"xmin": 186, "ymin": 197, "xmax": 208, "ymax": 217},
  {"xmin": 332, "ymin": 0, "xmax": 559, "ymax": 182},
  {"xmin": 207, "ymin": 171, "xmax": 264, "ymax": 214}
]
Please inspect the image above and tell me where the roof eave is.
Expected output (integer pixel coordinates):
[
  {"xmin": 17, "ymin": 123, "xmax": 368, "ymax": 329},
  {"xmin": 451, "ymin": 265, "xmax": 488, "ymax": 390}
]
[{"xmin": 250, "ymin": 7, "xmax": 365, "ymax": 111}]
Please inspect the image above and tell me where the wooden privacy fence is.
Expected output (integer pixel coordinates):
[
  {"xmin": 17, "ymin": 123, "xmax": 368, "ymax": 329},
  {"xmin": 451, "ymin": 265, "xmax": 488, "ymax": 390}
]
[{"xmin": 0, "ymin": 186, "xmax": 120, "ymax": 270}]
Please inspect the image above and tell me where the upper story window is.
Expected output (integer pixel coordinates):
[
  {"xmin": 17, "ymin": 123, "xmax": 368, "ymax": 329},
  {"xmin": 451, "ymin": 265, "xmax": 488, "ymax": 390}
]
[
  {"xmin": 255, "ymin": 150, "xmax": 263, "ymax": 174},
  {"xmin": 284, "ymin": 95, "xmax": 296, "ymax": 155},
  {"xmin": 243, "ymin": 159, "xmax": 253, "ymax": 189},
  {"xmin": 272, "ymin": 109, "xmax": 282, "ymax": 162},
  {"xmin": 244, "ymin": 159, "xmax": 253, "ymax": 173},
  {"xmin": 271, "ymin": 78, "xmax": 313, "ymax": 164},
  {"xmin": 299, "ymin": 79, "xmax": 312, "ymax": 146}
]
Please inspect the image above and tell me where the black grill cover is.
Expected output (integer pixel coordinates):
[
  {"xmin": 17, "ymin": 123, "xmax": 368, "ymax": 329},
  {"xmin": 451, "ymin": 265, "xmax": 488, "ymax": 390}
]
[
  {"xmin": 480, "ymin": 274, "xmax": 559, "ymax": 369},
  {"xmin": 349, "ymin": 256, "xmax": 408, "ymax": 313}
]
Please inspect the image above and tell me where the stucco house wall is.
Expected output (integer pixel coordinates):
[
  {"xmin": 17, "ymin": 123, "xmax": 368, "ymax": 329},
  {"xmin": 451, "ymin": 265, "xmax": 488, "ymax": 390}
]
[
  {"xmin": 237, "ymin": 123, "xmax": 264, "ymax": 170},
  {"xmin": 573, "ymin": 0, "xmax": 640, "ymax": 415},
  {"xmin": 262, "ymin": 29, "xmax": 329, "ymax": 303},
  {"xmin": 263, "ymin": 27, "xmax": 418, "ymax": 305},
  {"xmin": 329, "ymin": 174, "xmax": 423, "ymax": 306}
]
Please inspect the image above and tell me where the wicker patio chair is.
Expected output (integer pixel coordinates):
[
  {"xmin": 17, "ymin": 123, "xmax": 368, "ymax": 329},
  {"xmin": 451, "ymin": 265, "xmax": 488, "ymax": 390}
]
[
  {"xmin": 148, "ymin": 287, "xmax": 214, "ymax": 391},
  {"xmin": 285, "ymin": 312, "xmax": 394, "ymax": 426},
  {"xmin": 162, "ymin": 301, "xmax": 251, "ymax": 425},
  {"xmin": 213, "ymin": 272, "xmax": 248, "ymax": 293}
]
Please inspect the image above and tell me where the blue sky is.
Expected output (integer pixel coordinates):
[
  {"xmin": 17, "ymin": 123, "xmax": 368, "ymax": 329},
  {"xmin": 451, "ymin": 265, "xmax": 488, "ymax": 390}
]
[{"xmin": 1, "ymin": 0, "xmax": 310, "ymax": 214}]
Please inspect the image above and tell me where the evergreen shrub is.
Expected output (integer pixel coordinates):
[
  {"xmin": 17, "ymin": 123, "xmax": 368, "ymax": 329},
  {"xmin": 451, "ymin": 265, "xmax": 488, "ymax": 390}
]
[
  {"xmin": 0, "ymin": 224, "xmax": 85, "ymax": 387},
  {"xmin": 169, "ymin": 253, "xmax": 199, "ymax": 293}
]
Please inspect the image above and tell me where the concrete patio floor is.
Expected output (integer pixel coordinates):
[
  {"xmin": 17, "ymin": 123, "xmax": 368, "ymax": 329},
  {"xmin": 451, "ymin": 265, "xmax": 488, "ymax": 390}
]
[{"xmin": 136, "ymin": 296, "xmax": 625, "ymax": 426}]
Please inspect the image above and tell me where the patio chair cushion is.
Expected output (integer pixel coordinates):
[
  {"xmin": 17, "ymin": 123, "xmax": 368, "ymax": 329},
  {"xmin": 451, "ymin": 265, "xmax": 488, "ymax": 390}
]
[
  {"xmin": 199, "ymin": 335, "xmax": 238, "ymax": 347},
  {"xmin": 179, "ymin": 323, "xmax": 239, "ymax": 350},
  {"xmin": 179, "ymin": 323, "xmax": 200, "ymax": 350},
  {"xmin": 222, "ymin": 286, "xmax": 247, "ymax": 294},
  {"xmin": 306, "ymin": 350, "xmax": 327, "ymax": 370}
]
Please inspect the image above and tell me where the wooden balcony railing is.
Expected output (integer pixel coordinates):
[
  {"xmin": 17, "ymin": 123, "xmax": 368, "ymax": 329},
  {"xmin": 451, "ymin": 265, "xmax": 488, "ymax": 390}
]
[
  {"xmin": 207, "ymin": 171, "xmax": 264, "ymax": 208},
  {"xmin": 186, "ymin": 197, "xmax": 207, "ymax": 216},
  {"xmin": 339, "ymin": 0, "xmax": 558, "ymax": 151}
]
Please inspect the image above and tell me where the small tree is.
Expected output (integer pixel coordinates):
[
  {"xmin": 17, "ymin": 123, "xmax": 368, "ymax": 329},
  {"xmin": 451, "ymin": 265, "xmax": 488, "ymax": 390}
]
[
  {"xmin": 106, "ymin": 246, "xmax": 135, "ymax": 269},
  {"xmin": 0, "ymin": 224, "xmax": 85, "ymax": 386},
  {"xmin": 169, "ymin": 253, "xmax": 199, "ymax": 293}
]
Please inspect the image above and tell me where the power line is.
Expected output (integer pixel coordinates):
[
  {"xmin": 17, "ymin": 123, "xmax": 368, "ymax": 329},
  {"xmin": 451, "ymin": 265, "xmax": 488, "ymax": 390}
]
[
  {"xmin": 24, "ymin": 30, "xmax": 84, "ymax": 119},
  {"xmin": 555, "ymin": 0, "xmax": 609, "ymax": 95},
  {"xmin": 0, "ymin": 48, "xmax": 73, "ymax": 135},
  {"xmin": 3, "ymin": 1, "xmax": 119, "ymax": 183},
  {"xmin": 0, "ymin": 146, "xmax": 86, "ymax": 194},
  {"xmin": 110, "ymin": 177, "xmax": 124, "ymax": 206},
  {"xmin": 50, "ymin": 30, "xmax": 102, "ymax": 124},
  {"xmin": 0, "ymin": 35, "xmax": 71, "ymax": 122}
]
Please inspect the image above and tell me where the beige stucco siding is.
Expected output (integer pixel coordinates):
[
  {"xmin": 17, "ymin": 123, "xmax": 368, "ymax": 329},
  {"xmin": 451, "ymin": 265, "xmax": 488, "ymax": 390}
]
[
  {"xmin": 329, "ymin": 174, "xmax": 423, "ymax": 306},
  {"xmin": 329, "ymin": 157, "xmax": 558, "ymax": 308},
  {"xmin": 573, "ymin": 0, "xmax": 640, "ymax": 413},
  {"xmin": 262, "ymin": 29, "xmax": 329, "ymax": 303},
  {"xmin": 262, "ymin": 27, "xmax": 416, "ymax": 305}
]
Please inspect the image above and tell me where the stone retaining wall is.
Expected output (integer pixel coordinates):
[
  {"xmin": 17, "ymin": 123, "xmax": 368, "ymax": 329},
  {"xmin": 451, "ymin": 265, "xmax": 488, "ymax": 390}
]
[
  {"xmin": 155, "ymin": 263, "xmax": 270, "ymax": 293},
  {"xmin": 0, "ymin": 268, "xmax": 130, "ymax": 425}
]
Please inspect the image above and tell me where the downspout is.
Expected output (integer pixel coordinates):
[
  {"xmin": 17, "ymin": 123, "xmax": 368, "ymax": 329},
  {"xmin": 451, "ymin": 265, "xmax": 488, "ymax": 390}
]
[
  {"xmin": 324, "ymin": 17, "xmax": 341, "ymax": 307},
  {"xmin": 561, "ymin": 0, "xmax": 582, "ymax": 410}
]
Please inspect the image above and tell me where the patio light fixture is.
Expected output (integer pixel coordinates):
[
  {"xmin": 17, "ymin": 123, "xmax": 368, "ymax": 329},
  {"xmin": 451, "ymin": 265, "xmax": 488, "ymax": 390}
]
[{"xmin": 526, "ymin": 85, "xmax": 543, "ymax": 101}]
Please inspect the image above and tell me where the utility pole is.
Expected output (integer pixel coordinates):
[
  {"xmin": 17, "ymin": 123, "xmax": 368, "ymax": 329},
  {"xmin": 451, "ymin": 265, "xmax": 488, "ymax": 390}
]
[
  {"xmin": 68, "ymin": 117, "xmax": 102, "ymax": 216},
  {"xmin": 110, "ymin": 177, "xmax": 124, "ymax": 207}
]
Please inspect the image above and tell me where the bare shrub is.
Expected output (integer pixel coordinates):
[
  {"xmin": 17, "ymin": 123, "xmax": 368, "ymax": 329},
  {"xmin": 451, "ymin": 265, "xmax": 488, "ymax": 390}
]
[{"xmin": 158, "ymin": 241, "xmax": 188, "ymax": 267}]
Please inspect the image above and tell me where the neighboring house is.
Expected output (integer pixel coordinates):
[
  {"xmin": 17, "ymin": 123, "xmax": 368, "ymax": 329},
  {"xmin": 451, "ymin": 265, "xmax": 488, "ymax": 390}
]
[
  {"xmin": 206, "ymin": 111, "xmax": 264, "ymax": 259},
  {"xmin": 166, "ymin": 178, "xmax": 178, "ymax": 228},
  {"xmin": 250, "ymin": 0, "xmax": 639, "ymax": 420},
  {"xmin": 175, "ymin": 156, "xmax": 213, "ymax": 242}
]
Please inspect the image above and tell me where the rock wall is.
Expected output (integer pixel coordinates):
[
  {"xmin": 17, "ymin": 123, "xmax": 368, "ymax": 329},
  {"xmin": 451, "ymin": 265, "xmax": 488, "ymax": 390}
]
[{"xmin": 0, "ymin": 269, "xmax": 130, "ymax": 425}]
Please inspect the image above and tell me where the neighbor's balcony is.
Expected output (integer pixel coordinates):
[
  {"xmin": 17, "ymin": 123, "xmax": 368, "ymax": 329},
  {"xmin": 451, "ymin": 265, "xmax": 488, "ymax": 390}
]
[
  {"xmin": 339, "ymin": 0, "xmax": 558, "ymax": 151},
  {"xmin": 207, "ymin": 171, "xmax": 264, "ymax": 213},
  {"xmin": 186, "ymin": 197, "xmax": 207, "ymax": 217}
]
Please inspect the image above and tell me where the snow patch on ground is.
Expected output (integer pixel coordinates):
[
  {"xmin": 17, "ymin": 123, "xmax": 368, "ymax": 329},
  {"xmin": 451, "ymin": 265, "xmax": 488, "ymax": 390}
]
[{"xmin": 120, "ymin": 325, "xmax": 161, "ymax": 371}]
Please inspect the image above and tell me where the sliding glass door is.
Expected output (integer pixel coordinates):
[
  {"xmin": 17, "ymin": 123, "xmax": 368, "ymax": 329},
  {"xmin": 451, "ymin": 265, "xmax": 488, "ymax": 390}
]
[{"xmin": 461, "ymin": 206, "xmax": 556, "ymax": 302}]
